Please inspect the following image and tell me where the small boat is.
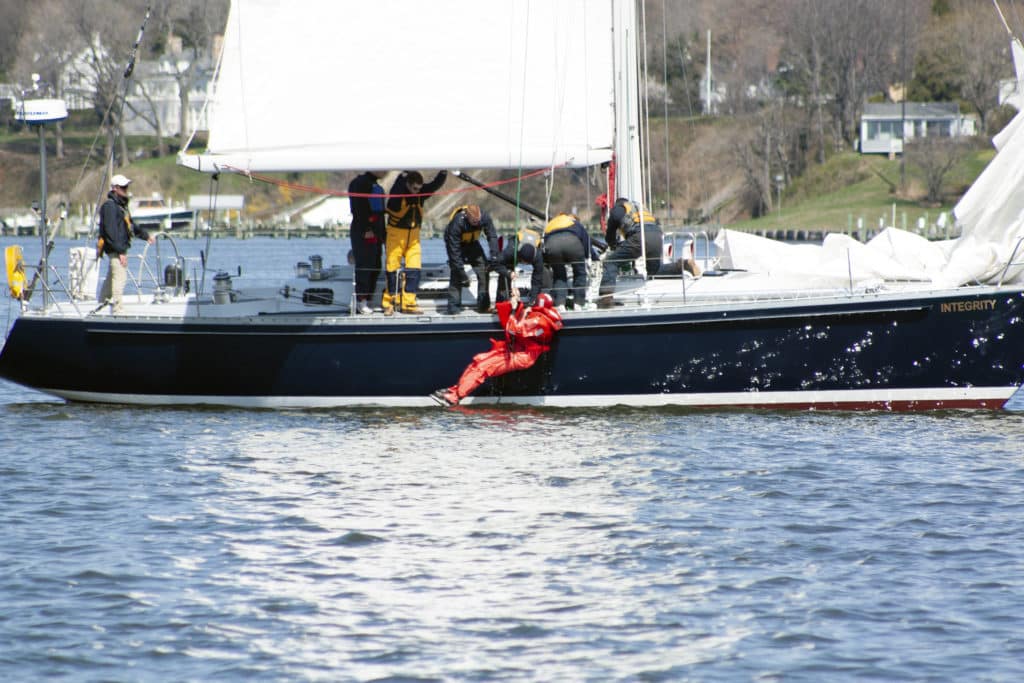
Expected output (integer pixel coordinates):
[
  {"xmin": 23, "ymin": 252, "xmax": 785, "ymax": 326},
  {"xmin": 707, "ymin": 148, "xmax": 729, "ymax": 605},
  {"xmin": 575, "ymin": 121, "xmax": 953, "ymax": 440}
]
[
  {"xmin": 2, "ymin": 0, "xmax": 1024, "ymax": 410},
  {"xmin": 131, "ymin": 193, "xmax": 196, "ymax": 232}
]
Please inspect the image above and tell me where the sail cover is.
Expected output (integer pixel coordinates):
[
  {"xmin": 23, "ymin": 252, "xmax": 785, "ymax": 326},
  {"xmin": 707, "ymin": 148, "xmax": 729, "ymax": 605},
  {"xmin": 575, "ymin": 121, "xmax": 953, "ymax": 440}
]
[{"xmin": 179, "ymin": 0, "xmax": 616, "ymax": 173}]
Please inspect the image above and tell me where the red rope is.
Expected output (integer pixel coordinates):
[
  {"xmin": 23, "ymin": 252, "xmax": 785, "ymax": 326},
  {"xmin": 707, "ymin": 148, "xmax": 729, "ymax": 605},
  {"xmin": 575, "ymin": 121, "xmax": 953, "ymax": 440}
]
[{"xmin": 222, "ymin": 165, "xmax": 564, "ymax": 199}]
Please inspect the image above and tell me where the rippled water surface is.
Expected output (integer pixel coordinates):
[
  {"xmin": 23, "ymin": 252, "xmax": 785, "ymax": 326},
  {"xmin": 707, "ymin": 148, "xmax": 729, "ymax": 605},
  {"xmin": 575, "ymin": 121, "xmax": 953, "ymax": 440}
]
[{"xmin": 3, "ymin": 238, "xmax": 1024, "ymax": 681}]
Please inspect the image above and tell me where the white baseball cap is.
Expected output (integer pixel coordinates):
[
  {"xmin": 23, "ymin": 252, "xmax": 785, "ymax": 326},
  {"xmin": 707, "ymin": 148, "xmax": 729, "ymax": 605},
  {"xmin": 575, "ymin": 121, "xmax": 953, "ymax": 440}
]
[{"xmin": 110, "ymin": 174, "xmax": 132, "ymax": 188}]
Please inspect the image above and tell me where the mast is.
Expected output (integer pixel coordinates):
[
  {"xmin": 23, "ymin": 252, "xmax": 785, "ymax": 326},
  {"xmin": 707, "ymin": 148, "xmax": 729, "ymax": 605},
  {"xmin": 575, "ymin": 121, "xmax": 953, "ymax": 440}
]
[{"xmin": 613, "ymin": 0, "xmax": 643, "ymax": 202}]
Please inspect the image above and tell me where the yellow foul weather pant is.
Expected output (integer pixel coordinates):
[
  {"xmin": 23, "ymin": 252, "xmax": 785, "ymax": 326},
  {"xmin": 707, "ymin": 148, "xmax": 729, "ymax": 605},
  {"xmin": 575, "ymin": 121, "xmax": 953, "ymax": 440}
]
[{"xmin": 383, "ymin": 226, "xmax": 422, "ymax": 310}]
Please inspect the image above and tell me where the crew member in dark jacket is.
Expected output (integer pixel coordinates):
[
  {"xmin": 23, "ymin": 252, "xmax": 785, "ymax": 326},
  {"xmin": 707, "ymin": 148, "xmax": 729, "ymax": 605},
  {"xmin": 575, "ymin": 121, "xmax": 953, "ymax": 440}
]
[
  {"xmin": 443, "ymin": 204, "xmax": 499, "ymax": 314},
  {"xmin": 495, "ymin": 226, "xmax": 546, "ymax": 304},
  {"xmin": 383, "ymin": 169, "xmax": 447, "ymax": 315},
  {"xmin": 598, "ymin": 197, "xmax": 662, "ymax": 307},
  {"xmin": 543, "ymin": 213, "xmax": 591, "ymax": 309},
  {"xmin": 98, "ymin": 174, "xmax": 153, "ymax": 314},
  {"xmin": 348, "ymin": 171, "xmax": 386, "ymax": 314}
]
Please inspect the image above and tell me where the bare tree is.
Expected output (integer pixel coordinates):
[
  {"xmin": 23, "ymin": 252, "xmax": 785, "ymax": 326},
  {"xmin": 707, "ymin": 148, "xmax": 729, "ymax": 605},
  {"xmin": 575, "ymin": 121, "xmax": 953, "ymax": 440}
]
[
  {"xmin": 125, "ymin": 77, "xmax": 169, "ymax": 157},
  {"xmin": 952, "ymin": 1, "xmax": 1013, "ymax": 134},
  {"xmin": 13, "ymin": 0, "xmax": 86, "ymax": 159},
  {"xmin": 0, "ymin": 0, "xmax": 31, "ymax": 81},
  {"xmin": 907, "ymin": 137, "xmax": 966, "ymax": 203},
  {"xmin": 62, "ymin": 0, "xmax": 150, "ymax": 169},
  {"xmin": 783, "ymin": 0, "xmax": 926, "ymax": 150},
  {"xmin": 162, "ymin": 0, "xmax": 229, "ymax": 148}
]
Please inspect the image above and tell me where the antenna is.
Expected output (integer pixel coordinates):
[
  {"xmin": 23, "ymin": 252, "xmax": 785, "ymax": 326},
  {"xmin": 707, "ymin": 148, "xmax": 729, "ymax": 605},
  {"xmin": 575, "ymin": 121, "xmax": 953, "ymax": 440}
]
[{"xmin": 15, "ymin": 80, "xmax": 68, "ymax": 307}]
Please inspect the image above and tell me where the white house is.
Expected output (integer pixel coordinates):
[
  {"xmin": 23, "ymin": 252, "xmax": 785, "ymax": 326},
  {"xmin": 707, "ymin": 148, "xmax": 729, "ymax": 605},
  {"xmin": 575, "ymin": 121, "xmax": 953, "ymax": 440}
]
[
  {"xmin": 56, "ymin": 37, "xmax": 216, "ymax": 137},
  {"xmin": 859, "ymin": 102, "xmax": 977, "ymax": 155},
  {"xmin": 121, "ymin": 56, "xmax": 216, "ymax": 137}
]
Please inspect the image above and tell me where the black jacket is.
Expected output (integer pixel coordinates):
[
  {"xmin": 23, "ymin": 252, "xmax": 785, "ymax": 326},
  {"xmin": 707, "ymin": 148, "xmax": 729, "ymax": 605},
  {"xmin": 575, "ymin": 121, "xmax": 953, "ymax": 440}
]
[
  {"xmin": 444, "ymin": 208, "xmax": 499, "ymax": 266},
  {"xmin": 386, "ymin": 171, "xmax": 447, "ymax": 230},
  {"xmin": 348, "ymin": 172, "xmax": 386, "ymax": 242},
  {"xmin": 605, "ymin": 199, "xmax": 660, "ymax": 247},
  {"xmin": 99, "ymin": 191, "xmax": 149, "ymax": 255}
]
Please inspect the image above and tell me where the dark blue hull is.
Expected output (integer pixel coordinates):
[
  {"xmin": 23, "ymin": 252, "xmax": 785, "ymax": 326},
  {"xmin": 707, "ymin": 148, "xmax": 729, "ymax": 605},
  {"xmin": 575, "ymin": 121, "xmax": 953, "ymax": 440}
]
[{"xmin": 2, "ymin": 288, "xmax": 1024, "ymax": 409}]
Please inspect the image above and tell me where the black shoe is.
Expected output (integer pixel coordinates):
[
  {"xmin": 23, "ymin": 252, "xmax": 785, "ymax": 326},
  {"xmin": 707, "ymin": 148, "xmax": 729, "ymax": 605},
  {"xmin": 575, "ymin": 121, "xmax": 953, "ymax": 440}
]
[
  {"xmin": 430, "ymin": 389, "xmax": 458, "ymax": 406},
  {"xmin": 445, "ymin": 306, "xmax": 463, "ymax": 315}
]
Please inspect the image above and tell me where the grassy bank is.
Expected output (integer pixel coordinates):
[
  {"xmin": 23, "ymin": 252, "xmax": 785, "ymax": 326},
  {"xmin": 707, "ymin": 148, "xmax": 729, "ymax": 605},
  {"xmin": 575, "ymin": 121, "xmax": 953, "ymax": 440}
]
[{"xmin": 729, "ymin": 147, "xmax": 993, "ymax": 234}]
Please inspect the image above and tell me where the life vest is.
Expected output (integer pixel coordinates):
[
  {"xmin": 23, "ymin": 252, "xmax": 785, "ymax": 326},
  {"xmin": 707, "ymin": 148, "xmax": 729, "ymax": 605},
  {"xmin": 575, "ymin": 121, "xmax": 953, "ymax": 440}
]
[
  {"xmin": 505, "ymin": 304, "xmax": 563, "ymax": 347},
  {"xmin": 516, "ymin": 227, "xmax": 542, "ymax": 250},
  {"xmin": 616, "ymin": 200, "xmax": 657, "ymax": 240},
  {"xmin": 387, "ymin": 184, "xmax": 426, "ymax": 230},
  {"xmin": 449, "ymin": 205, "xmax": 483, "ymax": 243},
  {"xmin": 544, "ymin": 213, "xmax": 580, "ymax": 235}
]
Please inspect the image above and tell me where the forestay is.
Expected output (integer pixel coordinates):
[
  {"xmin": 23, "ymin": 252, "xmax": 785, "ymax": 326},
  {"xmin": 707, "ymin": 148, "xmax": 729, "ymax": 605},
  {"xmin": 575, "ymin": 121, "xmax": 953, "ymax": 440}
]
[{"xmin": 178, "ymin": 0, "xmax": 616, "ymax": 173}]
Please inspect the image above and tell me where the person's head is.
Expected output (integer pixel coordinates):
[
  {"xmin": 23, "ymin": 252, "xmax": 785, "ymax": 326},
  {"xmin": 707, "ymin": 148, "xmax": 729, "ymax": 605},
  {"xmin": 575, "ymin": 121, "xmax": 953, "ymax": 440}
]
[
  {"xmin": 533, "ymin": 293, "xmax": 554, "ymax": 309},
  {"xmin": 464, "ymin": 205, "xmax": 481, "ymax": 226},
  {"xmin": 517, "ymin": 243, "xmax": 536, "ymax": 263},
  {"xmin": 110, "ymin": 173, "xmax": 132, "ymax": 197},
  {"xmin": 404, "ymin": 171, "xmax": 424, "ymax": 193}
]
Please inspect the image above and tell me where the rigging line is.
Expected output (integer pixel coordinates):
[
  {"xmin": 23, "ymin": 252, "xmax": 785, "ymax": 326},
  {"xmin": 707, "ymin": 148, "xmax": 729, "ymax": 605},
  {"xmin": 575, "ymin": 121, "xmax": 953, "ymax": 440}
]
[
  {"xmin": 640, "ymin": 0, "xmax": 653, "ymax": 210},
  {"xmin": 88, "ymin": 5, "xmax": 152, "ymax": 241},
  {"xmin": 221, "ymin": 165, "xmax": 565, "ymax": 199},
  {"xmin": 1005, "ymin": 0, "xmax": 1024, "ymax": 38},
  {"xmin": 70, "ymin": 86, "xmax": 120, "ymax": 206},
  {"xmin": 581, "ymin": 0, "xmax": 592, "ymax": 219},
  {"xmin": 676, "ymin": 34, "xmax": 708, "ymax": 213},
  {"xmin": 200, "ymin": 172, "xmax": 220, "ymax": 294},
  {"xmin": 544, "ymin": 0, "xmax": 575, "ymax": 222},
  {"xmin": 235, "ymin": 2, "xmax": 251, "ymax": 168},
  {"xmin": 662, "ymin": 0, "xmax": 671, "ymax": 223},
  {"xmin": 181, "ymin": 7, "xmax": 229, "ymax": 156},
  {"xmin": 993, "ymin": 0, "xmax": 1014, "ymax": 37},
  {"xmin": 514, "ymin": 0, "xmax": 534, "ymax": 233}
]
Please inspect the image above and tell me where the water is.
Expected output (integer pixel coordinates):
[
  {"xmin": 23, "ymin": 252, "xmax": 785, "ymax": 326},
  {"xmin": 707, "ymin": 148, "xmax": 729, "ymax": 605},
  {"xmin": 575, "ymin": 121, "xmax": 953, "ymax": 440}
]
[{"xmin": 3, "ymin": 238, "xmax": 1024, "ymax": 681}]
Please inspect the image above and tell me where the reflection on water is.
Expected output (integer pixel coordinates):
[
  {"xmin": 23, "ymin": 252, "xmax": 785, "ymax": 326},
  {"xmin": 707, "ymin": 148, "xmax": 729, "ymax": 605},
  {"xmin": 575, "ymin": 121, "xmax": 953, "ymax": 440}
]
[{"xmin": 3, "ymin": 240, "xmax": 1024, "ymax": 678}]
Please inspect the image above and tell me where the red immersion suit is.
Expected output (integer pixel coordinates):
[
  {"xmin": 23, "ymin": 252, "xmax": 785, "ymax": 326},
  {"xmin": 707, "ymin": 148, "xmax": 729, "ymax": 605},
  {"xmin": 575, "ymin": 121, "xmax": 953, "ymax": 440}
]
[{"xmin": 448, "ymin": 298, "xmax": 563, "ymax": 401}]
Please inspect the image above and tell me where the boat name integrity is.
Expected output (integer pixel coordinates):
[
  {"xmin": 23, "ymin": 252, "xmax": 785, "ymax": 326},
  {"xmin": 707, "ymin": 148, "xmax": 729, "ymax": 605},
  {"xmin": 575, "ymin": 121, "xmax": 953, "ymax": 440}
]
[{"xmin": 940, "ymin": 299, "xmax": 997, "ymax": 313}]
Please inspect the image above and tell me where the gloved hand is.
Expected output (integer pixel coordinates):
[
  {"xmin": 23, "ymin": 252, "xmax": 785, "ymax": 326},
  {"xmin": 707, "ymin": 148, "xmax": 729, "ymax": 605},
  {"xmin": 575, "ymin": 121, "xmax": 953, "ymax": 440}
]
[{"xmin": 488, "ymin": 259, "xmax": 507, "ymax": 276}]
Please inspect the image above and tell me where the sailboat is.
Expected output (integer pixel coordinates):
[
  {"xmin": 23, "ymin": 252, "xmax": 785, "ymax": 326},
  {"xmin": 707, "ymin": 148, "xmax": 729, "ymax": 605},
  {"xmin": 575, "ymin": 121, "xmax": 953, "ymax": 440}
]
[{"xmin": 2, "ymin": 0, "xmax": 1024, "ymax": 410}]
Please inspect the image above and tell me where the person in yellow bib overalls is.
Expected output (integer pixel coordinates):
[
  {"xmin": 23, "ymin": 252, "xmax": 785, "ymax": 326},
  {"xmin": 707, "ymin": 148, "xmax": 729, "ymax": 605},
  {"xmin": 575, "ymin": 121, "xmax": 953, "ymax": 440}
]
[{"xmin": 382, "ymin": 170, "xmax": 447, "ymax": 315}]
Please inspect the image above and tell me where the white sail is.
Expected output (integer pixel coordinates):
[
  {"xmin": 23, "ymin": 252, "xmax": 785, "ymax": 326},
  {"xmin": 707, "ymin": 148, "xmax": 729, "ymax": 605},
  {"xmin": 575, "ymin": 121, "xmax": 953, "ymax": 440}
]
[
  {"xmin": 179, "ymin": 0, "xmax": 616, "ymax": 173},
  {"xmin": 949, "ymin": 36, "xmax": 1024, "ymax": 285}
]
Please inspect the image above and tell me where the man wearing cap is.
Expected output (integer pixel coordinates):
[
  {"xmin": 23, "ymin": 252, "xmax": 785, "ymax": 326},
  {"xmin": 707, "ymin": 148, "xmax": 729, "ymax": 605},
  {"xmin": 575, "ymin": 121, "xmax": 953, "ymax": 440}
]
[{"xmin": 98, "ymin": 174, "xmax": 154, "ymax": 314}]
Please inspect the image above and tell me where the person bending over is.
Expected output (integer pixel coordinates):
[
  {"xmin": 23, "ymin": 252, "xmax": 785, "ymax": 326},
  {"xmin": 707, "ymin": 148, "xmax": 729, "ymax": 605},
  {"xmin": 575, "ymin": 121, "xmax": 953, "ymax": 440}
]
[{"xmin": 443, "ymin": 204, "xmax": 499, "ymax": 314}]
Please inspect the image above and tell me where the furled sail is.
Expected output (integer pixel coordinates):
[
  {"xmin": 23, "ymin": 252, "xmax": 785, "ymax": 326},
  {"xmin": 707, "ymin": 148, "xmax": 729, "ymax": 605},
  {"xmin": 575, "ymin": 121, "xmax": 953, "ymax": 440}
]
[
  {"xmin": 179, "ymin": 0, "xmax": 616, "ymax": 174},
  {"xmin": 949, "ymin": 37, "xmax": 1024, "ymax": 285}
]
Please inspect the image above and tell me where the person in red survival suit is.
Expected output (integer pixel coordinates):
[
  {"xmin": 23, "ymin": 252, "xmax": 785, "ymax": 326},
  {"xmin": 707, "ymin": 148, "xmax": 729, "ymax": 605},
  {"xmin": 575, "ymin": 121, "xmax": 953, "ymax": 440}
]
[{"xmin": 431, "ymin": 288, "xmax": 563, "ymax": 406}]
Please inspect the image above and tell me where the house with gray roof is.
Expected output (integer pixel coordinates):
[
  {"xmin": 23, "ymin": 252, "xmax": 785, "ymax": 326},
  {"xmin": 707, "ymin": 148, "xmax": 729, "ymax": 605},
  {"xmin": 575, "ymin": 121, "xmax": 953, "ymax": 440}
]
[{"xmin": 859, "ymin": 102, "xmax": 976, "ymax": 155}]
